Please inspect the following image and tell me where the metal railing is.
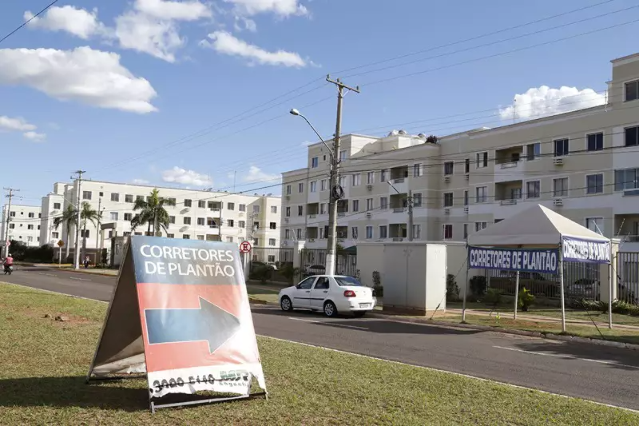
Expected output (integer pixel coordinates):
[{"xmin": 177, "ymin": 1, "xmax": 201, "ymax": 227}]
[{"xmin": 617, "ymin": 251, "xmax": 639, "ymax": 305}]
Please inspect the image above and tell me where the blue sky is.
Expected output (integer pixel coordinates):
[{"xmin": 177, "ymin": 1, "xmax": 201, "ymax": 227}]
[{"xmin": 1, "ymin": 0, "xmax": 638, "ymax": 207}]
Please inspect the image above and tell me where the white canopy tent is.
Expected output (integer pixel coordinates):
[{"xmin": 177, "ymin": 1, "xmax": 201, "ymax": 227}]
[{"xmin": 465, "ymin": 205, "xmax": 612, "ymax": 331}]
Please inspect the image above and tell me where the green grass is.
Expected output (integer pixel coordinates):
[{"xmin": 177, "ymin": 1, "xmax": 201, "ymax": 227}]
[
  {"xmin": 246, "ymin": 285, "xmax": 280, "ymax": 304},
  {"xmin": 1, "ymin": 283, "xmax": 638, "ymax": 425}
]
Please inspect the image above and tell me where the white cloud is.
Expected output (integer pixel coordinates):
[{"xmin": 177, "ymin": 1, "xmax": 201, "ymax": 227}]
[
  {"xmin": 201, "ymin": 31, "xmax": 307, "ymax": 67},
  {"xmin": 0, "ymin": 47, "xmax": 158, "ymax": 114},
  {"xmin": 115, "ymin": 12, "xmax": 185, "ymax": 62},
  {"xmin": 24, "ymin": 6, "xmax": 110, "ymax": 39},
  {"xmin": 132, "ymin": 178, "xmax": 150, "ymax": 185},
  {"xmin": 162, "ymin": 166, "xmax": 213, "ymax": 186},
  {"xmin": 0, "ymin": 116, "xmax": 36, "ymax": 132},
  {"xmin": 234, "ymin": 16, "xmax": 257, "ymax": 32},
  {"xmin": 23, "ymin": 131, "xmax": 46, "ymax": 142},
  {"xmin": 134, "ymin": 0, "xmax": 212, "ymax": 21},
  {"xmin": 243, "ymin": 165, "xmax": 279, "ymax": 183},
  {"xmin": 225, "ymin": 0, "xmax": 308, "ymax": 17},
  {"xmin": 499, "ymin": 86, "xmax": 606, "ymax": 121}
]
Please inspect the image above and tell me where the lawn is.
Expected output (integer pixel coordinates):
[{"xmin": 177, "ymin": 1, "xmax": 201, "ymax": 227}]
[{"xmin": 1, "ymin": 283, "xmax": 638, "ymax": 425}]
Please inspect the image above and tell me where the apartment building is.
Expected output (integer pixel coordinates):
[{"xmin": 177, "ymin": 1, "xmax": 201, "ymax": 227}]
[
  {"xmin": 40, "ymin": 180, "xmax": 281, "ymax": 252},
  {"xmin": 281, "ymin": 52, "xmax": 639, "ymax": 251},
  {"xmin": 1, "ymin": 204, "xmax": 43, "ymax": 247}
]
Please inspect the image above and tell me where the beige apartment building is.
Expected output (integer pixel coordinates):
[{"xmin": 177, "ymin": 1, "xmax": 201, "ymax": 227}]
[{"xmin": 281, "ymin": 52, "xmax": 639, "ymax": 252}]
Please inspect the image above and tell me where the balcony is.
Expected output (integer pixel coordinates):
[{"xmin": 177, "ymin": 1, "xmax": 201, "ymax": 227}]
[
  {"xmin": 390, "ymin": 165, "xmax": 409, "ymax": 181},
  {"xmin": 336, "ymin": 199, "xmax": 348, "ymax": 218},
  {"xmin": 495, "ymin": 180, "xmax": 523, "ymax": 205},
  {"xmin": 390, "ymin": 193, "xmax": 408, "ymax": 213},
  {"xmin": 615, "ymin": 214, "xmax": 639, "ymax": 242},
  {"xmin": 306, "ymin": 227, "xmax": 319, "ymax": 240},
  {"xmin": 390, "ymin": 223, "xmax": 408, "ymax": 239},
  {"xmin": 307, "ymin": 202, "xmax": 319, "ymax": 219}
]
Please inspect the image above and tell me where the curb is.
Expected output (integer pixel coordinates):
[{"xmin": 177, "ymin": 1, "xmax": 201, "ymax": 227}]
[{"xmin": 54, "ymin": 268, "xmax": 118, "ymax": 278}]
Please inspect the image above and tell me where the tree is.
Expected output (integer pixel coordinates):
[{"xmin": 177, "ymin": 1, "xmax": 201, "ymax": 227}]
[
  {"xmin": 131, "ymin": 189, "xmax": 176, "ymax": 236},
  {"xmin": 80, "ymin": 202, "xmax": 101, "ymax": 261},
  {"xmin": 53, "ymin": 205, "xmax": 77, "ymax": 259}
]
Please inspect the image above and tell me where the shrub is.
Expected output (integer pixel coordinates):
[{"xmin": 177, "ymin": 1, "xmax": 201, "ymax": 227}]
[
  {"xmin": 372, "ymin": 271, "xmax": 383, "ymax": 298},
  {"xmin": 8, "ymin": 241, "xmax": 54, "ymax": 263},
  {"xmin": 518, "ymin": 287, "xmax": 535, "ymax": 312},
  {"xmin": 446, "ymin": 274, "xmax": 460, "ymax": 302},
  {"xmin": 470, "ymin": 276, "xmax": 487, "ymax": 297},
  {"xmin": 484, "ymin": 288, "xmax": 503, "ymax": 307},
  {"xmin": 249, "ymin": 265, "xmax": 272, "ymax": 284},
  {"xmin": 280, "ymin": 263, "xmax": 300, "ymax": 284}
]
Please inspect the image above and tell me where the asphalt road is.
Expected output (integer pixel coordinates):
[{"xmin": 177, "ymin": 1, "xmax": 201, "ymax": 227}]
[{"xmin": 3, "ymin": 266, "xmax": 639, "ymax": 410}]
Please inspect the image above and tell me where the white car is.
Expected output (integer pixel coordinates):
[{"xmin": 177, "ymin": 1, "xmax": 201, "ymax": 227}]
[{"xmin": 278, "ymin": 275, "xmax": 376, "ymax": 317}]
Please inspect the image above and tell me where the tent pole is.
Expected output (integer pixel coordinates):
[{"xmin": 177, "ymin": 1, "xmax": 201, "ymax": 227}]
[
  {"xmin": 559, "ymin": 253, "xmax": 566, "ymax": 333},
  {"xmin": 513, "ymin": 271, "xmax": 520, "ymax": 320},
  {"xmin": 462, "ymin": 248, "xmax": 469, "ymax": 323},
  {"xmin": 608, "ymin": 262, "xmax": 613, "ymax": 329}
]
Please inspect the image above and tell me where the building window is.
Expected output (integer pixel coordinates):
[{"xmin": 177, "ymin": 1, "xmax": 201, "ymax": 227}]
[
  {"xmin": 444, "ymin": 162, "xmax": 454, "ymax": 175},
  {"xmin": 553, "ymin": 178, "xmax": 568, "ymax": 197},
  {"xmin": 81, "ymin": 229, "xmax": 90, "ymax": 238},
  {"xmin": 476, "ymin": 152, "xmax": 488, "ymax": 168},
  {"xmin": 625, "ymin": 126, "xmax": 639, "ymax": 147},
  {"xmin": 268, "ymin": 238, "xmax": 276, "ymax": 246},
  {"xmin": 270, "ymin": 222, "xmax": 277, "ymax": 230},
  {"xmin": 110, "ymin": 212, "xmax": 118, "ymax": 221},
  {"xmin": 167, "ymin": 215, "xmax": 175, "ymax": 224},
  {"xmin": 253, "ymin": 222, "xmax": 260, "ymax": 229},
  {"xmin": 197, "ymin": 217, "xmax": 205, "ymax": 226},
  {"xmin": 319, "ymin": 227, "xmax": 325, "ymax": 239},
  {"xmin": 286, "ymin": 185, "xmax": 292, "ymax": 195},
  {"xmin": 9, "ymin": 224, "xmax": 14, "ymax": 229},
  {"xmin": 412, "ymin": 224, "xmax": 421, "ymax": 239},
  {"xmin": 526, "ymin": 143, "xmax": 541, "ymax": 160},
  {"xmin": 367, "ymin": 172, "xmax": 375, "ymax": 184},
  {"xmin": 586, "ymin": 173, "xmax": 604, "ymax": 194},
  {"xmin": 351, "ymin": 226, "xmax": 358, "ymax": 239},
  {"xmin": 321, "ymin": 179, "xmax": 327, "ymax": 191},
  {"xmin": 475, "ymin": 186, "xmax": 487, "ymax": 203},
  {"xmin": 463, "ymin": 190, "xmax": 469, "ymax": 206},
  {"xmin": 443, "ymin": 224, "xmax": 453, "ymax": 240},
  {"xmin": 366, "ymin": 198, "xmax": 373, "ymax": 211},
  {"xmin": 109, "ymin": 193, "xmax": 119, "ymax": 202},
  {"xmin": 298, "ymin": 182, "xmax": 304, "ymax": 193},
  {"xmin": 271, "ymin": 206, "xmax": 277, "ymax": 213},
  {"xmin": 463, "ymin": 224, "xmax": 468, "ymax": 239},
  {"xmin": 123, "ymin": 194, "xmax": 133, "ymax": 203},
  {"xmin": 227, "ymin": 202, "xmax": 234, "ymax": 210},
  {"xmin": 625, "ymin": 80, "xmax": 639, "ymax": 102},
  {"xmin": 366, "ymin": 226, "xmax": 373, "ymax": 239},
  {"xmin": 526, "ymin": 181, "xmax": 540, "ymax": 199},
  {"xmin": 381, "ymin": 169, "xmax": 388, "ymax": 182},
  {"xmin": 614, "ymin": 168, "xmax": 639, "ymax": 191},
  {"xmin": 298, "ymin": 206, "xmax": 303, "ymax": 216},
  {"xmin": 285, "ymin": 207, "xmax": 291, "ymax": 217},
  {"xmin": 183, "ymin": 234, "xmax": 190, "ymax": 239},
  {"xmin": 253, "ymin": 205, "xmax": 260, "ymax": 213},
  {"xmin": 443, "ymin": 193, "xmax": 453, "ymax": 207},
  {"xmin": 184, "ymin": 217, "xmax": 191, "ymax": 225},
  {"xmin": 352, "ymin": 174, "xmax": 361, "ymax": 186},
  {"xmin": 587, "ymin": 133, "xmax": 603, "ymax": 152},
  {"xmin": 28, "ymin": 212, "xmax": 34, "ymax": 218},
  {"xmin": 226, "ymin": 237, "xmax": 233, "ymax": 243},
  {"xmin": 310, "ymin": 181, "xmax": 317, "ymax": 193},
  {"xmin": 413, "ymin": 164, "xmax": 422, "ymax": 177},
  {"xmin": 339, "ymin": 150, "xmax": 347, "ymax": 161},
  {"xmin": 475, "ymin": 222, "xmax": 487, "ymax": 232},
  {"xmin": 464, "ymin": 158, "xmax": 470, "ymax": 174},
  {"xmin": 339, "ymin": 176, "xmax": 347, "ymax": 187},
  {"xmin": 320, "ymin": 203, "xmax": 327, "ymax": 214},
  {"xmin": 239, "ymin": 221, "xmax": 246, "ymax": 228},
  {"xmin": 181, "ymin": 199, "xmax": 191, "ymax": 208},
  {"xmin": 123, "ymin": 213, "xmax": 132, "ymax": 221},
  {"xmin": 82, "ymin": 191, "xmax": 92, "ymax": 200},
  {"xmin": 410, "ymin": 193, "xmax": 421, "ymax": 207},
  {"xmin": 586, "ymin": 217, "xmax": 604, "ymax": 234},
  {"xmin": 352, "ymin": 200, "xmax": 359, "ymax": 212},
  {"xmin": 53, "ymin": 202, "xmax": 61, "ymax": 209},
  {"xmin": 380, "ymin": 197, "xmax": 388, "ymax": 210},
  {"xmin": 285, "ymin": 229, "xmax": 291, "ymax": 239},
  {"xmin": 228, "ymin": 219, "xmax": 235, "ymax": 227},
  {"xmin": 379, "ymin": 225, "xmax": 388, "ymax": 239},
  {"xmin": 9, "ymin": 211, "xmax": 15, "ymax": 217},
  {"xmin": 296, "ymin": 229, "xmax": 302, "ymax": 240},
  {"xmin": 28, "ymin": 225, "xmax": 34, "ymax": 230},
  {"xmin": 311, "ymin": 157, "xmax": 319, "ymax": 168},
  {"xmin": 198, "ymin": 200, "xmax": 206, "ymax": 208},
  {"xmin": 554, "ymin": 138, "xmax": 569, "ymax": 157}
]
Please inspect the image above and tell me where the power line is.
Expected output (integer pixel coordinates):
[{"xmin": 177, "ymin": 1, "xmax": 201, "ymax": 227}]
[{"xmin": 0, "ymin": 0, "xmax": 59, "ymax": 44}]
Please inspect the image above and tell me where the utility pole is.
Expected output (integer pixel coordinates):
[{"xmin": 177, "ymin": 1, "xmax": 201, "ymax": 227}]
[
  {"xmin": 325, "ymin": 75, "xmax": 359, "ymax": 276},
  {"xmin": 72, "ymin": 170, "xmax": 85, "ymax": 270},
  {"xmin": 95, "ymin": 196, "xmax": 102, "ymax": 265},
  {"xmin": 3, "ymin": 187, "xmax": 19, "ymax": 257},
  {"xmin": 407, "ymin": 190, "xmax": 414, "ymax": 241}
]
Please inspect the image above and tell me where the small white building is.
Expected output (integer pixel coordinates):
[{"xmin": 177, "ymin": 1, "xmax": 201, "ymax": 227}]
[{"xmin": 1, "ymin": 204, "xmax": 43, "ymax": 247}]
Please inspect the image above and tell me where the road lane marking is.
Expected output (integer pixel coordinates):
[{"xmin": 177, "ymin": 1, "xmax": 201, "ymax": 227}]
[
  {"xmin": 493, "ymin": 345, "xmax": 639, "ymax": 370},
  {"xmin": 37, "ymin": 273, "xmax": 57, "ymax": 277},
  {"xmin": 69, "ymin": 276, "xmax": 91, "ymax": 282},
  {"xmin": 287, "ymin": 317, "xmax": 368, "ymax": 330}
]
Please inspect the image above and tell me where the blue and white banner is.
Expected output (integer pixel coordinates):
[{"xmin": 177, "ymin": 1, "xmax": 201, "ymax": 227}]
[
  {"xmin": 468, "ymin": 246, "xmax": 559, "ymax": 274},
  {"xmin": 561, "ymin": 236, "xmax": 610, "ymax": 264}
]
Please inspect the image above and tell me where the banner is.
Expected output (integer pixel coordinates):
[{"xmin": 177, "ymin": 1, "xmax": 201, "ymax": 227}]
[
  {"xmin": 561, "ymin": 236, "xmax": 610, "ymax": 264},
  {"xmin": 468, "ymin": 246, "xmax": 559, "ymax": 274}
]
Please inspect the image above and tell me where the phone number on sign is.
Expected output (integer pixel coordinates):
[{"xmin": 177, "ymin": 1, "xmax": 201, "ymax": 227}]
[{"xmin": 149, "ymin": 370, "xmax": 251, "ymax": 395}]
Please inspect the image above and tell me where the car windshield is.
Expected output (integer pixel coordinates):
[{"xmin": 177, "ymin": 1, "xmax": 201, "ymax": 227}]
[{"xmin": 334, "ymin": 276, "xmax": 363, "ymax": 287}]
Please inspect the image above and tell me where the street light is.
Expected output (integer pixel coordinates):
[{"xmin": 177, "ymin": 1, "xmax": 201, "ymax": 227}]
[{"xmin": 289, "ymin": 109, "xmax": 333, "ymax": 158}]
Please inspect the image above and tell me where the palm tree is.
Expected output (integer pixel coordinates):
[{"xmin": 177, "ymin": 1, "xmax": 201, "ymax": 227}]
[
  {"xmin": 53, "ymin": 205, "xmax": 77, "ymax": 260},
  {"xmin": 80, "ymin": 202, "xmax": 101, "ymax": 261},
  {"xmin": 131, "ymin": 189, "xmax": 176, "ymax": 236}
]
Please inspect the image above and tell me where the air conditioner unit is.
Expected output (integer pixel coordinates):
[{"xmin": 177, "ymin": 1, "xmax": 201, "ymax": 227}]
[
  {"xmin": 444, "ymin": 176, "xmax": 451, "ymax": 183},
  {"xmin": 444, "ymin": 208, "xmax": 451, "ymax": 215},
  {"xmin": 366, "ymin": 212, "xmax": 372, "ymax": 219},
  {"xmin": 553, "ymin": 198, "xmax": 564, "ymax": 207},
  {"xmin": 465, "ymin": 174, "xmax": 470, "ymax": 181},
  {"xmin": 553, "ymin": 158, "xmax": 564, "ymax": 166},
  {"xmin": 367, "ymin": 184, "xmax": 373, "ymax": 191},
  {"xmin": 464, "ymin": 206, "xmax": 469, "ymax": 214}
]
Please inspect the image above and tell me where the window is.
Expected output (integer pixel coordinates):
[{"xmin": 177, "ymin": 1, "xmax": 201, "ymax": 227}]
[
  {"xmin": 526, "ymin": 143, "xmax": 541, "ymax": 160},
  {"xmin": 413, "ymin": 164, "xmax": 422, "ymax": 177},
  {"xmin": 463, "ymin": 224, "xmax": 468, "ymax": 239},
  {"xmin": 381, "ymin": 169, "xmax": 388, "ymax": 182},
  {"xmin": 168, "ymin": 198, "xmax": 176, "ymax": 205},
  {"xmin": 227, "ymin": 237, "xmax": 234, "ymax": 243},
  {"xmin": 269, "ymin": 238, "xmax": 276, "ymax": 246},
  {"xmin": 443, "ymin": 224, "xmax": 453, "ymax": 240},
  {"xmin": 254, "ymin": 238, "xmax": 260, "ymax": 246},
  {"xmin": 181, "ymin": 199, "xmax": 191, "ymax": 208},
  {"xmin": 82, "ymin": 191, "xmax": 92, "ymax": 200},
  {"xmin": 314, "ymin": 277, "xmax": 329, "ymax": 290},
  {"xmin": 28, "ymin": 224, "xmax": 34, "ymax": 230},
  {"xmin": 625, "ymin": 80, "xmax": 639, "ymax": 102},
  {"xmin": 298, "ymin": 183, "xmax": 304, "ymax": 193},
  {"xmin": 444, "ymin": 162, "xmax": 454, "ymax": 175},
  {"xmin": 586, "ymin": 173, "xmax": 604, "ymax": 194},
  {"xmin": 413, "ymin": 193, "xmax": 422, "ymax": 207},
  {"xmin": 297, "ymin": 277, "xmax": 315, "ymax": 290},
  {"xmin": 311, "ymin": 157, "xmax": 319, "ymax": 168},
  {"xmin": 444, "ymin": 193, "xmax": 453, "ymax": 207},
  {"xmin": 296, "ymin": 229, "xmax": 302, "ymax": 240},
  {"xmin": 463, "ymin": 190, "xmax": 469, "ymax": 206},
  {"xmin": 310, "ymin": 181, "xmax": 317, "ymax": 193},
  {"xmin": 53, "ymin": 202, "xmax": 61, "ymax": 209},
  {"xmin": 352, "ymin": 174, "xmax": 361, "ymax": 186},
  {"xmin": 39, "ymin": 213, "xmax": 41, "ymax": 218},
  {"xmin": 476, "ymin": 186, "xmax": 487, "ymax": 203},
  {"xmin": 183, "ymin": 234, "xmax": 190, "ymax": 239},
  {"xmin": 286, "ymin": 185, "xmax": 292, "ymax": 195},
  {"xmin": 319, "ymin": 227, "xmax": 325, "ymax": 239},
  {"xmin": 339, "ymin": 150, "xmax": 347, "ymax": 161},
  {"xmin": 476, "ymin": 152, "xmax": 488, "ymax": 168},
  {"xmin": 379, "ymin": 225, "xmax": 388, "ymax": 239},
  {"xmin": 475, "ymin": 222, "xmax": 487, "ymax": 232},
  {"xmin": 412, "ymin": 224, "xmax": 421, "ymax": 239},
  {"xmin": 228, "ymin": 219, "xmax": 235, "ymax": 227},
  {"xmin": 380, "ymin": 197, "xmax": 388, "ymax": 210},
  {"xmin": 197, "ymin": 217, "xmax": 205, "ymax": 226},
  {"xmin": 168, "ymin": 215, "xmax": 176, "ymax": 224},
  {"xmin": 110, "ymin": 212, "xmax": 118, "ymax": 221},
  {"xmin": 285, "ymin": 207, "xmax": 291, "ymax": 217},
  {"xmin": 586, "ymin": 217, "xmax": 604, "ymax": 234},
  {"xmin": 109, "ymin": 193, "xmax": 119, "ymax": 202},
  {"xmin": 587, "ymin": 133, "xmax": 603, "ymax": 152},
  {"xmin": 253, "ymin": 205, "xmax": 260, "ymax": 213},
  {"xmin": 366, "ymin": 198, "xmax": 374, "ymax": 211},
  {"xmin": 239, "ymin": 221, "xmax": 246, "ymax": 228},
  {"xmin": 554, "ymin": 138, "xmax": 569, "ymax": 157},
  {"xmin": 553, "ymin": 178, "xmax": 568, "ymax": 197},
  {"xmin": 339, "ymin": 176, "xmax": 347, "ymax": 187},
  {"xmin": 366, "ymin": 226, "xmax": 373, "ymax": 239},
  {"xmin": 320, "ymin": 203, "xmax": 327, "ymax": 214},
  {"xmin": 285, "ymin": 229, "xmax": 291, "ymax": 239},
  {"xmin": 351, "ymin": 226, "xmax": 358, "ymax": 239},
  {"xmin": 239, "ymin": 204, "xmax": 246, "ymax": 212},
  {"xmin": 464, "ymin": 158, "xmax": 470, "ymax": 174},
  {"xmin": 298, "ymin": 206, "xmax": 303, "ymax": 216},
  {"xmin": 123, "ymin": 213, "xmax": 132, "ymax": 221},
  {"xmin": 615, "ymin": 168, "xmax": 639, "ymax": 191},
  {"xmin": 321, "ymin": 179, "xmax": 327, "ymax": 191},
  {"xmin": 352, "ymin": 200, "xmax": 359, "ymax": 212},
  {"xmin": 270, "ymin": 222, "xmax": 277, "ymax": 230},
  {"xmin": 253, "ymin": 222, "xmax": 260, "ymax": 229},
  {"xmin": 271, "ymin": 206, "xmax": 277, "ymax": 213},
  {"xmin": 625, "ymin": 126, "xmax": 639, "ymax": 147},
  {"xmin": 184, "ymin": 217, "xmax": 191, "ymax": 225},
  {"xmin": 227, "ymin": 202, "xmax": 234, "ymax": 210},
  {"xmin": 198, "ymin": 200, "xmax": 206, "ymax": 208},
  {"xmin": 526, "ymin": 181, "xmax": 540, "ymax": 199},
  {"xmin": 9, "ymin": 224, "xmax": 14, "ymax": 229},
  {"xmin": 81, "ymin": 230, "xmax": 90, "ymax": 238},
  {"xmin": 367, "ymin": 172, "xmax": 375, "ymax": 184},
  {"xmin": 28, "ymin": 212, "xmax": 34, "ymax": 218}
]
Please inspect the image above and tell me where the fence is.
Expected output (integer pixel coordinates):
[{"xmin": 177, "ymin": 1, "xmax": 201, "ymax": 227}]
[
  {"xmin": 247, "ymin": 247, "xmax": 295, "ymax": 284},
  {"xmin": 617, "ymin": 252, "xmax": 639, "ymax": 305},
  {"xmin": 299, "ymin": 248, "xmax": 358, "ymax": 278}
]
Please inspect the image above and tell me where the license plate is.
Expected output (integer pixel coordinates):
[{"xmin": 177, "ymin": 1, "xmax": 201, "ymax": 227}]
[{"xmin": 359, "ymin": 303, "xmax": 371, "ymax": 309}]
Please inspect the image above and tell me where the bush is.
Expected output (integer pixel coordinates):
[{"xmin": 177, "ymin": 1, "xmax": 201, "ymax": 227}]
[
  {"xmin": 8, "ymin": 241, "xmax": 54, "ymax": 263},
  {"xmin": 470, "ymin": 276, "xmax": 487, "ymax": 297},
  {"xmin": 280, "ymin": 263, "xmax": 300, "ymax": 284},
  {"xmin": 518, "ymin": 287, "xmax": 535, "ymax": 312},
  {"xmin": 249, "ymin": 265, "xmax": 272, "ymax": 284},
  {"xmin": 372, "ymin": 271, "xmax": 383, "ymax": 298},
  {"xmin": 446, "ymin": 274, "xmax": 460, "ymax": 302},
  {"xmin": 484, "ymin": 288, "xmax": 503, "ymax": 307},
  {"xmin": 570, "ymin": 299, "xmax": 639, "ymax": 317}
]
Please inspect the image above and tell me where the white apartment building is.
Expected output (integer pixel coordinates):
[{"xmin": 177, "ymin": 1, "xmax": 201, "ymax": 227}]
[
  {"xmin": 1, "ymin": 204, "xmax": 43, "ymax": 247},
  {"xmin": 281, "ymin": 52, "xmax": 639, "ymax": 252},
  {"xmin": 40, "ymin": 180, "xmax": 281, "ymax": 254}
]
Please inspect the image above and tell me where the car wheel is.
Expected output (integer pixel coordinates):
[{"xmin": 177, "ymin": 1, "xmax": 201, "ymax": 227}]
[
  {"xmin": 323, "ymin": 301, "xmax": 338, "ymax": 318},
  {"xmin": 353, "ymin": 311, "xmax": 366, "ymax": 318},
  {"xmin": 280, "ymin": 296, "xmax": 293, "ymax": 312}
]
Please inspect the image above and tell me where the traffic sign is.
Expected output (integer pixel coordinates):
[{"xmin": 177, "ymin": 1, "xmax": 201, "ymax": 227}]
[
  {"xmin": 57, "ymin": 240, "xmax": 64, "ymax": 247},
  {"xmin": 87, "ymin": 236, "xmax": 267, "ymax": 412},
  {"xmin": 239, "ymin": 241, "xmax": 252, "ymax": 253}
]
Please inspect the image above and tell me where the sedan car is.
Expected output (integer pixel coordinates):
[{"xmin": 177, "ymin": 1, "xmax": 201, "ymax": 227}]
[{"xmin": 279, "ymin": 275, "xmax": 376, "ymax": 317}]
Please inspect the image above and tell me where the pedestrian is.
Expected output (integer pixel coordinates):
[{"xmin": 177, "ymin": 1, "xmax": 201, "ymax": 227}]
[{"xmin": 84, "ymin": 255, "xmax": 90, "ymax": 269}]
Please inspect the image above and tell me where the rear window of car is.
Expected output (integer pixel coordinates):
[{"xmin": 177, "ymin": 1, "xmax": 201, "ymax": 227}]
[{"xmin": 334, "ymin": 276, "xmax": 363, "ymax": 287}]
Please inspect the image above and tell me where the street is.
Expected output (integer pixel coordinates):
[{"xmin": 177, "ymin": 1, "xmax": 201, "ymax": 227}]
[{"xmin": 3, "ymin": 265, "xmax": 639, "ymax": 411}]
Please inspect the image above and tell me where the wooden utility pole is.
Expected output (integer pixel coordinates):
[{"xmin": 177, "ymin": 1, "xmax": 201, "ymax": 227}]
[{"xmin": 3, "ymin": 187, "xmax": 19, "ymax": 257}]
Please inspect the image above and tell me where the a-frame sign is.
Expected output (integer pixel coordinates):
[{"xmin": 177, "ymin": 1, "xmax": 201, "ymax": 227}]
[{"xmin": 86, "ymin": 236, "xmax": 267, "ymax": 412}]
